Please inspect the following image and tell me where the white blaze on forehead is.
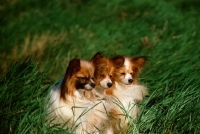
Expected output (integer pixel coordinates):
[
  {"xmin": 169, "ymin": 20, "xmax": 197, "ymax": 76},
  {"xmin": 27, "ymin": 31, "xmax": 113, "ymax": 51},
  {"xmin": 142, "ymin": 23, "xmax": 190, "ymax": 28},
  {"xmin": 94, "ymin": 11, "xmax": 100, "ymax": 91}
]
[
  {"xmin": 121, "ymin": 73, "xmax": 132, "ymax": 85},
  {"xmin": 100, "ymin": 77, "xmax": 112, "ymax": 89},
  {"xmin": 124, "ymin": 58, "xmax": 130, "ymax": 70}
]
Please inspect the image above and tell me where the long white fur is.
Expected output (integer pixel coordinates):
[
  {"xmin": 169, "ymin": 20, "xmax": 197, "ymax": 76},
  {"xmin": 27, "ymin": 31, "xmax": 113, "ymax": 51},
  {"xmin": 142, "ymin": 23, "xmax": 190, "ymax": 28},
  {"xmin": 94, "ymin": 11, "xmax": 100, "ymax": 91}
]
[
  {"xmin": 47, "ymin": 78, "xmax": 90, "ymax": 131},
  {"xmin": 110, "ymin": 82, "xmax": 148, "ymax": 131},
  {"xmin": 114, "ymin": 82, "xmax": 148, "ymax": 102},
  {"xmin": 47, "ymin": 78, "xmax": 112, "ymax": 134},
  {"xmin": 88, "ymin": 81, "xmax": 148, "ymax": 133}
]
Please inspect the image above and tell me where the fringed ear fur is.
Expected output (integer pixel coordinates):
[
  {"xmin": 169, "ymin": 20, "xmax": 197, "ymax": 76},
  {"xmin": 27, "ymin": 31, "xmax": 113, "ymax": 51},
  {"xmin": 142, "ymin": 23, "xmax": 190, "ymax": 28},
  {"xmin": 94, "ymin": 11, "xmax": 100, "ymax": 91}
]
[
  {"xmin": 91, "ymin": 52, "xmax": 104, "ymax": 63},
  {"xmin": 131, "ymin": 56, "xmax": 147, "ymax": 68},
  {"xmin": 61, "ymin": 59, "xmax": 81, "ymax": 100},
  {"xmin": 66, "ymin": 59, "xmax": 81, "ymax": 79}
]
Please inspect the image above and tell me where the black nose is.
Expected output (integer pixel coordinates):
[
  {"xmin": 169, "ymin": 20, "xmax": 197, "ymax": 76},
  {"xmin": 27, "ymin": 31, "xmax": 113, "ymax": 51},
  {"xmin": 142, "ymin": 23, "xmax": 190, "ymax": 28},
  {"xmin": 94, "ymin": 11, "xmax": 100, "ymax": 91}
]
[
  {"xmin": 107, "ymin": 82, "xmax": 112, "ymax": 88},
  {"xmin": 128, "ymin": 79, "xmax": 133, "ymax": 84},
  {"xmin": 90, "ymin": 83, "xmax": 95, "ymax": 88}
]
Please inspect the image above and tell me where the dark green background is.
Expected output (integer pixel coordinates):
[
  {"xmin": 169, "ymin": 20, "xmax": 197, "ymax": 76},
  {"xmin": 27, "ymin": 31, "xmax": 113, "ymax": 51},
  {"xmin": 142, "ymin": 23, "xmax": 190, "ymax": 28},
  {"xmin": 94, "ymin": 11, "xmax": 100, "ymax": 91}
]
[{"xmin": 0, "ymin": 0, "xmax": 200, "ymax": 133}]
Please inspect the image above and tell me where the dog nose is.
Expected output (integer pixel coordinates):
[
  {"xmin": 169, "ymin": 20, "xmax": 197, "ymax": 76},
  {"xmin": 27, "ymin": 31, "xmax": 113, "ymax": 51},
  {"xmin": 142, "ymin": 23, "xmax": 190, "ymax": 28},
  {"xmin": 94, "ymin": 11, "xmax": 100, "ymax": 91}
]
[
  {"xmin": 128, "ymin": 79, "xmax": 133, "ymax": 84},
  {"xmin": 90, "ymin": 83, "xmax": 95, "ymax": 88},
  {"xmin": 107, "ymin": 82, "xmax": 112, "ymax": 88}
]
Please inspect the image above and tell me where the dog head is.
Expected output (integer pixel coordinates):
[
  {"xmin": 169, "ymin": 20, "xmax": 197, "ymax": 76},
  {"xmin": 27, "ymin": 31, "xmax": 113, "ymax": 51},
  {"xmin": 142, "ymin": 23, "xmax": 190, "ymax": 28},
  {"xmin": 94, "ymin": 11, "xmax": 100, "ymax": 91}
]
[
  {"xmin": 61, "ymin": 59, "xmax": 95, "ymax": 100},
  {"xmin": 91, "ymin": 52, "xmax": 114, "ymax": 89},
  {"xmin": 110, "ymin": 55, "xmax": 147, "ymax": 85}
]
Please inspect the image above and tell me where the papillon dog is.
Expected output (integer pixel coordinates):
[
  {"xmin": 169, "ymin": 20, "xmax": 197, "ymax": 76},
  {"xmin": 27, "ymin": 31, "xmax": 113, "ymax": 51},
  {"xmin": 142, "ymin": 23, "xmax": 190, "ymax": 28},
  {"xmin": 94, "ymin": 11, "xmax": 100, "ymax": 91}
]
[
  {"xmin": 91, "ymin": 52, "xmax": 114, "ymax": 99},
  {"xmin": 110, "ymin": 55, "xmax": 148, "ymax": 102},
  {"xmin": 108, "ymin": 55, "xmax": 148, "ymax": 133},
  {"xmin": 47, "ymin": 59, "xmax": 95, "ymax": 132},
  {"xmin": 47, "ymin": 53, "xmax": 148, "ymax": 133},
  {"xmin": 88, "ymin": 52, "xmax": 117, "ymax": 133},
  {"xmin": 47, "ymin": 59, "xmax": 110, "ymax": 133}
]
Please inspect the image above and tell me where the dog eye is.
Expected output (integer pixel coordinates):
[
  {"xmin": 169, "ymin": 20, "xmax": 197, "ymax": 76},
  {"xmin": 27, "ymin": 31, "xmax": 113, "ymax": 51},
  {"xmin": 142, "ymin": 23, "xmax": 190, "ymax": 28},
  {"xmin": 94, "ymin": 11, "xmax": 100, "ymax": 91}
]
[
  {"xmin": 110, "ymin": 75, "xmax": 112, "ymax": 78},
  {"xmin": 130, "ymin": 72, "xmax": 133, "ymax": 75},
  {"xmin": 121, "ymin": 72, "xmax": 125, "ymax": 75},
  {"xmin": 77, "ymin": 77, "xmax": 82, "ymax": 79},
  {"xmin": 77, "ymin": 77, "xmax": 87, "ymax": 80}
]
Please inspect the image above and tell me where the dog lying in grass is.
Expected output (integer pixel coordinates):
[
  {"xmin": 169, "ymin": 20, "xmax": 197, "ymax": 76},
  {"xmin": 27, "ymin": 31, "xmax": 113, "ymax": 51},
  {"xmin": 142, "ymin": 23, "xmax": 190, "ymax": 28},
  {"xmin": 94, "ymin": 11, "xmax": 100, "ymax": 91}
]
[
  {"xmin": 47, "ymin": 52, "xmax": 148, "ymax": 133},
  {"xmin": 47, "ymin": 59, "xmax": 111, "ymax": 133},
  {"xmin": 108, "ymin": 55, "xmax": 148, "ymax": 133}
]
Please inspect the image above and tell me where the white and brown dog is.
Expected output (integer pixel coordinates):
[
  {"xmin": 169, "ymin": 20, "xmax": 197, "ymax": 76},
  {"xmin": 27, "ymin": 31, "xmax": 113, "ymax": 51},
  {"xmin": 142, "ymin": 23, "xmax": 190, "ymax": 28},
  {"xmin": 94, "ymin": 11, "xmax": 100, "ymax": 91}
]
[
  {"xmin": 108, "ymin": 55, "xmax": 148, "ymax": 133},
  {"xmin": 47, "ymin": 59, "xmax": 111, "ymax": 133}
]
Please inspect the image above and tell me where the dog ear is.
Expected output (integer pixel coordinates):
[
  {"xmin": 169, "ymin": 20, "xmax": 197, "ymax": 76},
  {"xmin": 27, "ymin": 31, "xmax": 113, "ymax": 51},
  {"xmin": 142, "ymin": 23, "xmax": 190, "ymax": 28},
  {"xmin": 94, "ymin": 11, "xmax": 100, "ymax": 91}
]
[
  {"xmin": 131, "ymin": 56, "xmax": 147, "ymax": 68},
  {"xmin": 110, "ymin": 55, "xmax": 125, "ymax": 68},
  {"xmin": 66, "ymin": 59, "xmax": 81, "ymax": 79},
  {"xmin": 91, "ymin": 52, "xmax": 104, "ymax": 63},
  {"xmin": 61, "ymin": 59, "xmax": 80, "ymax": 100}
]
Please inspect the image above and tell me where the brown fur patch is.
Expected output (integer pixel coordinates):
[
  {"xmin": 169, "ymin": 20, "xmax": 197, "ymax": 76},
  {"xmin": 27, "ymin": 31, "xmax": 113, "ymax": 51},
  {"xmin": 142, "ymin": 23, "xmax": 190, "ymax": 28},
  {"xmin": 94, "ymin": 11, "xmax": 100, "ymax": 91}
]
[
  {"xmin": 91, "ymin": 52, "xmax": 114, "ymax": 86},
  {"xmin": 61, "ymin": 59, "xmax": 94, "ymax": 100},
  {"xmin": 104, "ymin": 89, "xmax": 113, "ymax": 95},
  {"xmin": 111, "ymin": 56, "xmax": 147, "ymax": 85},
  {"xmin": 61, "ymin": 59, "xmax": 80, "ymax": 100}
]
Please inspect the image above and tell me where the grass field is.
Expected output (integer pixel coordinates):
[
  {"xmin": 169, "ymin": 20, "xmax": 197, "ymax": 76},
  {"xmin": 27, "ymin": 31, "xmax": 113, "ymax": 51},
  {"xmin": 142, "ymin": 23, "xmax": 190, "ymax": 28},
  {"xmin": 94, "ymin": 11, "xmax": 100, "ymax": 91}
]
[{"xmin": 1, "ymin": 0, "xmax": 200, "ymax": 133}]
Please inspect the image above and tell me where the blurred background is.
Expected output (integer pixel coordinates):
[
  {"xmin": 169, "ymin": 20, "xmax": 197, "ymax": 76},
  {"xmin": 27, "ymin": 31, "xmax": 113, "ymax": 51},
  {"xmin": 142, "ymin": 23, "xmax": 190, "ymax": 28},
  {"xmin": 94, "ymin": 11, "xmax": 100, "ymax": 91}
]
[
  {"xmin": 1, "ymin": 0, "xmax": 199, "ymax": 80},
  {"xmin": 0, "ymin": 0, "xmax": 200, "ymax": 133}
]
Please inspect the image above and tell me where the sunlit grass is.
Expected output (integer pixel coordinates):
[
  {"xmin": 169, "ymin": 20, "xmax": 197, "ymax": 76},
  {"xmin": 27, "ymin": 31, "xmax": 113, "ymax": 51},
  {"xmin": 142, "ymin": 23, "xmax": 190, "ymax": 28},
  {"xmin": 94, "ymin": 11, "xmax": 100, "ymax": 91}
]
[
  {"xmin": 1, "ymin": 0, "xmax": 200, "ymax": 133},
  {"xmin": 0, "ymin": 31, "xmax": 71, "ymax": 79}
]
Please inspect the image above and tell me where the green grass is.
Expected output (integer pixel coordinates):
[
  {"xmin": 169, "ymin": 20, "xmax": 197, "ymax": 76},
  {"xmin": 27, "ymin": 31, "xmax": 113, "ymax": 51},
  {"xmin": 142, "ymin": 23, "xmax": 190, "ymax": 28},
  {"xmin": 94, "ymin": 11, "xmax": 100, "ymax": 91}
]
[{"xmin": 1, "ymin": 0, "xmax": 200, "ymax": 133}]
